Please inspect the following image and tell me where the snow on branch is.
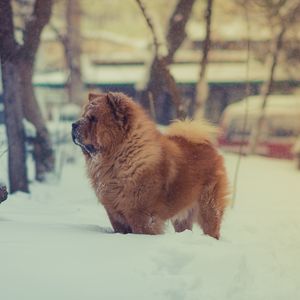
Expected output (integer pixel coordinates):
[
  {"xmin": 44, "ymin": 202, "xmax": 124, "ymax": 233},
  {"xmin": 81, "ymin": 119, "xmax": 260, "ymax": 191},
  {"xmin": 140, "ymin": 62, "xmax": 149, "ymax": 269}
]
[{"xmin": 20, "ymin": 0, "xmax": 53, "ymax": 60}]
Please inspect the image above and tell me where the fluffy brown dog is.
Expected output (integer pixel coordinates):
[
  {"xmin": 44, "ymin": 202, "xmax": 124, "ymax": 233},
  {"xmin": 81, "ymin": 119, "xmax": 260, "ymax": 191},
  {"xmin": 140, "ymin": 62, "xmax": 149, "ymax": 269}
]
[{"xmin": 72, "ymin": 92, "xmax": 229, "ymax": 239}]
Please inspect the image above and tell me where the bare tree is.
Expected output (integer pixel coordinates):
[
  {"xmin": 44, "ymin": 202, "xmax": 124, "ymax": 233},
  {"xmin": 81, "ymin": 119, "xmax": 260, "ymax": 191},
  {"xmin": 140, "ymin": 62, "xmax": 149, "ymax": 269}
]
[
  {"xmin": 17, "ymin": 0, "xmax": 55, "ymax": 181},
  {"xmin": 248, "ymin": 0, "xmax": 300, "ymax": 154},
  {"xmin": 0, "ymin": 0, "xmax": 29, "ymax": 193},
  {"xmin": 0, "ymin": 0, "xmax": 55, "ymax": 187},
  {"xmin": 136, "ymin": 0, "xmax": 196, "ymax": 123},
  {"xmin": 50, "ymin": 0, "xmax": 84, "ymax": 105},
  {"xmin": 65, "ymin": 0, "xmax": 84, "ymax": 105},
  {"xmin": 194, "ymin": 0, "xmax": 214, "ymax": 119}
]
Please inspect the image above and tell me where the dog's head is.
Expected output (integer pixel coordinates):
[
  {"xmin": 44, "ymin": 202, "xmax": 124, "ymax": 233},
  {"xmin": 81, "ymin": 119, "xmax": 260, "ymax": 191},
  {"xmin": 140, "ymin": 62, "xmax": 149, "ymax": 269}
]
[{"xmin": 72, "ymin": 92, "xmax": 133, "ymax": 156}]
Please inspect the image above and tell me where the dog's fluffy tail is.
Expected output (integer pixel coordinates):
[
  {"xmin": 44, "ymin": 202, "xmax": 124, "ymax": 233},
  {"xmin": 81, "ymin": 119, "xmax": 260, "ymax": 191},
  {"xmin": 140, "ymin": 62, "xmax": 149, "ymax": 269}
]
[{"xmin": 165, "ymin": 119, "xmax": 219, "ymax": 144}]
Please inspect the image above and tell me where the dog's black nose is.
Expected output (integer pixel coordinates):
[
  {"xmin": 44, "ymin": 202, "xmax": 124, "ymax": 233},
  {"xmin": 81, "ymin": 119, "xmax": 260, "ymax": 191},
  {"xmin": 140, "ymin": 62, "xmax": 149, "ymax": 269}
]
[{"xmin": 72, "ymin": 122, "xmax": 79, "ymax": 130}]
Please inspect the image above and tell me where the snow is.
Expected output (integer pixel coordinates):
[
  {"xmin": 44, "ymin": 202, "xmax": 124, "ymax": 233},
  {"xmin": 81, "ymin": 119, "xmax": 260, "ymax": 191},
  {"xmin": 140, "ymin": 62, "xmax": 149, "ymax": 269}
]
[
  {"xmin": 85, "ymin": 61, "xmax": 296, "ymax": 85},
  {"xmin": 23, "ymin": 119, "xmax": 37, "ymax": 138},
  {"xmin": 0, "ymin": 152, "xmax": 300, "ymax": 300},
  {"xmin": 32, "ymin": 59, "xmax": 298, "ymax": 87}
]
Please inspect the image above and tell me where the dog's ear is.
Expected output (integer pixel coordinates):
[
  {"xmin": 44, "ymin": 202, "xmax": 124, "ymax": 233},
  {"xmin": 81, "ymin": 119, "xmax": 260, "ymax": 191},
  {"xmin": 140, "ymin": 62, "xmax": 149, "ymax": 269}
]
[
  {"xmin": 106, "ymin": 92, "xmax": 119, "ymax": 113},
  {"xmin": 106, "ymin": 92, "xmax": 129, "ymax": 129},
  {"xmin": 88, "ymin": 93, "xmax": 99, "ymax": 102}
]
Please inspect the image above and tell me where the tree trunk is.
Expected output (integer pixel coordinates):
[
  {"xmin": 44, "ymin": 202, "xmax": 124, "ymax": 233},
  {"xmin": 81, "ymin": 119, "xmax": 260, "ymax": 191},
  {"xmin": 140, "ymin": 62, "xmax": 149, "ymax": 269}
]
[
  {"xmin": 139, "ymin": 0, "xmax": 195, "ymax": 124},
  {"xmin": 17, "ymin": 0, "xmax": 55, "ymax": 181},
  {"xmin": 248, "ymin": 25, "xmax": 286, "ymax": 154},
  {"xmin": 1, "ymin": 60, "xmax": 29, "ymax": 193},
  {"xmin": 18, "ymin": 59, "xmax": 55, "ymax": 181},
  {"xmin": 141, "ymin": 57, "xmax": 182, "ymax": 123},
  {"xmin": 165, "ymin": 0, "xmax": 196, "ymax": 64},
  {"xmin": 65, "ymin": 0, "xmax": 84, "ymax": 105},
  {"xmin": 194, "ymin": 0, "xmax": 213, "ymax": 119},
  {"xmin": 0, "ymin": 0, "xmax": 29, "ymax": 193}
]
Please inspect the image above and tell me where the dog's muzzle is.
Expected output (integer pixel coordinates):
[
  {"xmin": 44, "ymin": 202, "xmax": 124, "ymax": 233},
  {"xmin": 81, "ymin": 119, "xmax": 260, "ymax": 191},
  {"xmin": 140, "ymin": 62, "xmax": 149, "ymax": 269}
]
[
  {"xmin": 71, "ymin": 121, "xmax": 80, "ymax": 145},
  {"xmin": 71, "ymin": 121, "xmax": 97, "ymax": 155}
]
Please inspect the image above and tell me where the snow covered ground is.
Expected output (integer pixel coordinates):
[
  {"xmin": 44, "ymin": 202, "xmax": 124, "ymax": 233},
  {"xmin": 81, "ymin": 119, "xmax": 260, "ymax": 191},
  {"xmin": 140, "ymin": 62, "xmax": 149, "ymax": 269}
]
[{"xmin": 0, "ymin": 152, "xmax": 300, "ymax": 300}]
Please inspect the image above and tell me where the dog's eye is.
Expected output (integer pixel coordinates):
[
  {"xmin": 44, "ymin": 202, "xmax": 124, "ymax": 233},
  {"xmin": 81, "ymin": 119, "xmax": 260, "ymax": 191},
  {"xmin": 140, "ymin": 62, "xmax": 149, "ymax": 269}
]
[{"xmin": 89, "ymin": 115, "xmax": 97, "ymax": 123}]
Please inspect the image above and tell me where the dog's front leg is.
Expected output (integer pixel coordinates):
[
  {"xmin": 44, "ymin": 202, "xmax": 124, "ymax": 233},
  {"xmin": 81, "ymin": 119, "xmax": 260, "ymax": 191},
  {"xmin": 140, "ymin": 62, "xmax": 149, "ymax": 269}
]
[
  {"xmin": 126, "ymin": 210, "xmax": 164, "ymax": 235},
  {"xmin": 107, "ymin": 210, "xmax": 132, "ymax": 234}
]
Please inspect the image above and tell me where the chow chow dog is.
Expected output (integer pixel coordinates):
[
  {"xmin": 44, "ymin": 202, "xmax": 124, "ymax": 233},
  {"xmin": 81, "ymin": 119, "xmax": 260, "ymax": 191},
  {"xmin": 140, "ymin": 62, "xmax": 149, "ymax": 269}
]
[{"xmin": 72, "ymin": 92, "xmax": 229, "ymax": 239}]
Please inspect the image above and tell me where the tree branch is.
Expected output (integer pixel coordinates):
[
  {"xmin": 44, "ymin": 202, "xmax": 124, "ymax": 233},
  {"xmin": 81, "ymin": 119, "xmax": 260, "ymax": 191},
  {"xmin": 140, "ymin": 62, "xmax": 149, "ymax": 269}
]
[
  {"xmin": 165, "ymin": 0, "xmax": 196, "ymax": 63},
  {"xmin": 135, "ymin": 0, "xmax": 161, "ymax": 57},
  {"xmin": 0, "ymin": 0, "xmax": 19, "ymax": 60},
  {"xmin": 0, "ymin": 147, "xmax": 8, "ymax": 158},
  {"xmin": 194, "ymin": 0, "xmax": 214, "ymax": 118},
  {"xmin": 48, "ymin": 22, "xmax": 68, "ymax": 47},
  {"xmin": 199, "ymin": 0, "xmax": 213, "ymax": 84},
  {"xmin": 135, "ymin": 0, "xmax": 187, "ymax": 119},
  {"xmin": 260, "ymin": 24, "xmax": 286, "ymax": 108},
  {"xmin": 249, "ymin": 21, "xmax": 287, "ymax": 154},
  {"xmin": 19, "ymin": 0, "xmax": 53, "ymax": 61}
]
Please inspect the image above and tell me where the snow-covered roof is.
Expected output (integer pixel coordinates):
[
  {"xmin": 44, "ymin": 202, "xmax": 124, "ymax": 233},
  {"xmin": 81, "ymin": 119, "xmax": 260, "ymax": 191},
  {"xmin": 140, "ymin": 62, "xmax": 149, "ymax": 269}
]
[
  {"xmin": 33, "ymin": 60, "xmax": 298, "ymax": 87},
  {"xmin": 224, "ymin": 95, "xmax": 300, "ymax": 119},
  {"xmin": 187, "ymin": 18, "xmax": 271, "ymax": 42},
  {"xmin": 85, "ymin": 61, "xmax": 299, "ymax": 85},
  {"xmin": 33, "ymin": 71, "xmax": 67, "ymax": 85}
]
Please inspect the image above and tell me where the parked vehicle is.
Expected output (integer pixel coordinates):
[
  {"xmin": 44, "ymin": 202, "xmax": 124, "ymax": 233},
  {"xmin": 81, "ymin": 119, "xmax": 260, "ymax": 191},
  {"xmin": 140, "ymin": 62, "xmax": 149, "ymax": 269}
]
[
  {"xmin": 218, "ymin": 95, "xmax": 300, "ymax": 159},
  {"xmin": 293, "ymin": 137, "xmax": 300, "ymax": 169}
]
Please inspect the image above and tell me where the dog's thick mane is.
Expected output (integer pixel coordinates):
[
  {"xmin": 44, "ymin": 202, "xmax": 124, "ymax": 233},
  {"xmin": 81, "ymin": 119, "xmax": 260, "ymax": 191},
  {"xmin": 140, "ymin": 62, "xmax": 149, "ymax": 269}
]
[{"xmin": 86, "ymin": 98, "xmax": 162, "ymax": 188}]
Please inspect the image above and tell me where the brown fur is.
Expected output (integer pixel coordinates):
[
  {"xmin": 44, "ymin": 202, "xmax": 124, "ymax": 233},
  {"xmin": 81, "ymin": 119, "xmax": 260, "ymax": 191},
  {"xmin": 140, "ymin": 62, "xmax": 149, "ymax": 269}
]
[{"xmin": 72, "ymin": 92, "xmax": 229, "ymax": 239}]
